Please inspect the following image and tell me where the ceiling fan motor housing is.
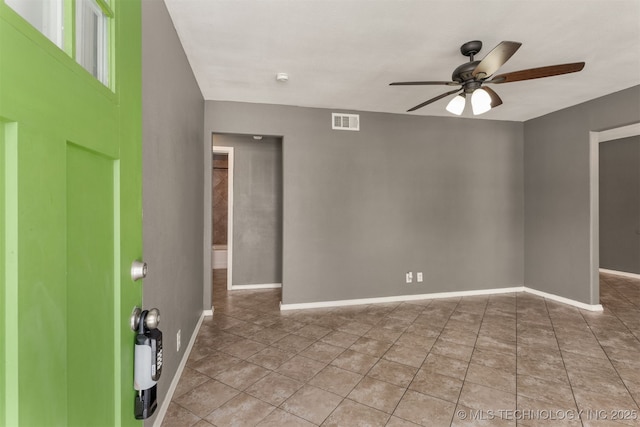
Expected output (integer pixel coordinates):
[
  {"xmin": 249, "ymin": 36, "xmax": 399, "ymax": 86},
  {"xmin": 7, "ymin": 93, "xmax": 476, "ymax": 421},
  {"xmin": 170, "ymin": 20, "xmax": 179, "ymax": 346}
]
[{"xmin": 452, "ymin": 61, "xmax": 481, "ymax": 85}]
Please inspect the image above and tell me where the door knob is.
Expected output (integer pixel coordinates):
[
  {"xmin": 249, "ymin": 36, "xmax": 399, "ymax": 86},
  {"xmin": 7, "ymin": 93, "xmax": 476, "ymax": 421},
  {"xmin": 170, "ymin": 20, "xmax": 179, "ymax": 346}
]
[{"xmin": 130, "ymin": 306, "xmax": 160, "ymax": 331}]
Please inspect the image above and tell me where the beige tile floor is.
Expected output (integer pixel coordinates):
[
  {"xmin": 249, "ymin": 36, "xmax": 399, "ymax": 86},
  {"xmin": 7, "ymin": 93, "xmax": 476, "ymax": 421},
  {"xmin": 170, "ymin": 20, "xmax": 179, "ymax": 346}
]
[{"xmin": 162, "ymin": 271, "xmax": 640, "ymax": 426}]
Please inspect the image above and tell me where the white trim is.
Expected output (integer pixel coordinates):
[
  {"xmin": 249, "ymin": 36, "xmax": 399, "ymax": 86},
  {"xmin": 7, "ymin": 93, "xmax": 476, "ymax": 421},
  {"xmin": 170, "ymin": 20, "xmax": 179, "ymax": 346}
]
[
  {"xmin": 203, "ymin": 308, "xmax": 214, "ymax": 316},
  {"xmin": 153, "ymin": 311, "xmax": 207, "ymax": 427},
  {"xmin": 599, "ymin": 268, "xmax": 640, "ymax": 280},
  {"xmin": 596, "ymin": 123, "xmax": 640, "ymax": 143},
  {"xmin": 590, "ymin": 122, "xmax": 640, "ymax": 305},
  {"xmin": 523, "ymin": 287, "xmax": 603, "ymax": 311},
  {"xmin": 279, "ymin": 286, "xmax": 604, "ymax": 312},
  {"xmin": 232, "ymin": 283, "xmax": 282, "ymax": 290},
  {"xmin": 212, "ymin": 146, "xmax": 234, "ymax": 291},
  {"xmin": 280, "ymin": 287, "xmax": 525, "ymax": 311},
  {"xmin": 589, "ymin": 130, "xmax": 600, "ymax": 304}
]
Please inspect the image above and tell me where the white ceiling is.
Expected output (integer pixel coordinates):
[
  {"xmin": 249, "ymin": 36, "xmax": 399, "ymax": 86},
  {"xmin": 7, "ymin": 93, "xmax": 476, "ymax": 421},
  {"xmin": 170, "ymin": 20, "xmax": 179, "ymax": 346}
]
[{"xmin": 164, "ymin": 0, "xmax": 640, "ymax": 122}]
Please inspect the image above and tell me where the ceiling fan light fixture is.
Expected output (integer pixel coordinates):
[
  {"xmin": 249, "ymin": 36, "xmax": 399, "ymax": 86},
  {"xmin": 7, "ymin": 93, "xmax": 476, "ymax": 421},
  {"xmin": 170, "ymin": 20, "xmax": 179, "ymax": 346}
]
[
  {"xmin": 390, "ymin": 41, "xmax": 585, "ymax": 116},
  {"xmin": 446, "ymin": 94, "xmax": 466, "ymax": 115},
  {"xmin": 471, "ymin": 88, "xmax": 492, "ymax": 115}
]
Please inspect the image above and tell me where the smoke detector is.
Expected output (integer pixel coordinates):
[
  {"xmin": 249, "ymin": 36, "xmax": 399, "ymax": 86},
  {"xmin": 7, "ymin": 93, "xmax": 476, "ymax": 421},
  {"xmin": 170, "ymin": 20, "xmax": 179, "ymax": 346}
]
[{"xmin": 276, "ymin": 73, "xmax": 289, "ymax": 82}]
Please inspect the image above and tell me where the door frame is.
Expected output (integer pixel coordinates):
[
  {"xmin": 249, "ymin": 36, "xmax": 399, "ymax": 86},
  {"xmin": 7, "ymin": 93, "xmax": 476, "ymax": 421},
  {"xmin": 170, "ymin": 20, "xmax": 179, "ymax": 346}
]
[
  {"xmin": 589, "ymin": 122, "xmax": 640, "ymax": 301},
  {"xmin": 212, "ymin": 146, "xmax": 234, "ymax": 290}
]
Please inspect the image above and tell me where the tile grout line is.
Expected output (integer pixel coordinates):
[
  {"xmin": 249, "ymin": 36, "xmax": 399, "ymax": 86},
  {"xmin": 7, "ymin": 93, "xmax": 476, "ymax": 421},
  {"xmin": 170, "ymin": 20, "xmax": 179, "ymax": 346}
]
[
  {"xmin": 315, "ymin": 300, "xmax": 435, "ymax": 426},
  {"xmin": 261, "ymin": 303, "xmax": 406, "ymax": 425},
  {"xmin": 542, "ymin": 298, "xmax": 583, "ymax": 425},
  {"xmin": 188, "ymin": 295, "xmax": 462, "ymax": 426},
  {"xmin": 599, "ymin": 275, "xmax": 640, "ymax": 347},
  {"xmin": 387, "ymin": 297, "xmax": 463, "ymax": 427},
  {"xmin": 228, "ymin": 323, "xmax": 340, "ymax": 424},
  {"xmin": 448, "ymin": 295, "xmax": 491, "ymax": 426},
  {"xmin": 196, "ymin": 299, "xmax": 326, "ymax": 425},
  {"xmin": 267, "ymin": 329, "xmax": 342, "ymax": 425},
  {"xmin": 577, "ymin": 287, "xmax": 640, "ymax": 412},
  {"xmin": 377, "ymin": 300, "xmax": 442, "ymax": 426},
  {"xmin": 381, "ymin": 298, "xmax": 464, "ymax": 425},
  {"xmin": 322, "ymin": 298, "xmax": 464, "ymax": 426}
]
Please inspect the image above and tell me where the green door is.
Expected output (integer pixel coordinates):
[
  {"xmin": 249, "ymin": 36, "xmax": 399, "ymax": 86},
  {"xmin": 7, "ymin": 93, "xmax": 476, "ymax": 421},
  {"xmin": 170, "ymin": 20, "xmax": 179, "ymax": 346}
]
[{"xmin": 0, "ymin": 1, "xmax": 142, "ymax": 425}]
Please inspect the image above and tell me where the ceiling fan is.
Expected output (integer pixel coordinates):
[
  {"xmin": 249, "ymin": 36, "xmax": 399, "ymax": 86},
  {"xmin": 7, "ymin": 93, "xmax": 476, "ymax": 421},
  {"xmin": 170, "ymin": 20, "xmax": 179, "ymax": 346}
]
[{"xmin": 390, "ymin": 40, "xmax": 585, "ymax": 116}]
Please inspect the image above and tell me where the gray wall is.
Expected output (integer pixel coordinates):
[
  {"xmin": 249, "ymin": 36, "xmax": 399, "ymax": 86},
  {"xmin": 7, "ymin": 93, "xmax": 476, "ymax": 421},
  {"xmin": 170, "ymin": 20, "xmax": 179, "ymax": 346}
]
[
  {"xmin": 524, "ymin": 85, "xmax": 640, "ymax": 305},
  {"xmin": 213, "ymin": 134, "xmax": 283, "ymax": 285},
  {"xmin": 142, "ymin": 0, "xmax": 204, "ymax": 424},
  {"xmin": 599, "ymin": 136, "xmax": 640, "ymax": 274},
  {"xmin": 204, "ymin": 102, "xmax": 524, "ymax": 305}
]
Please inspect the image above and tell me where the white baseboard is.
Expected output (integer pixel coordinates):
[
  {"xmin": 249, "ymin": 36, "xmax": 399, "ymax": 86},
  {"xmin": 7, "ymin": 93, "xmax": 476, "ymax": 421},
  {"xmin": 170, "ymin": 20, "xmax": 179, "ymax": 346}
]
[
  {"xmin": 153, "ymin": 310, "xmax": 207, "ymax": 427},
  {"xmin": 599, "ymin": 268, "xmax": 640, "ymax": 280},
  {"xmin": 522, "ymin": 287, "xmax": 603, "ymax": 311},
  {"xmin": 279, "ymin": 286, "xmax": 604, "ymax": 312},
  {"xmin": 280, "ymin": 286, "xmax": 525, "ymax": 311},
  {"xmin": 232, "ymin": 283, "xmax": 282, "ymax": 290}
]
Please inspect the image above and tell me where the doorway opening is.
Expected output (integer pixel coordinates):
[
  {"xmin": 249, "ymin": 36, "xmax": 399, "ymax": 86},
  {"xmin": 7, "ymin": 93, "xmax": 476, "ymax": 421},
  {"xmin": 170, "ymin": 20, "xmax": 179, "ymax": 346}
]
[
  {"xmin": 590, "ymin": 122, "xmax": 640, "ymax": 304},
  {"xmin": 210, "ymin": 134, "xmax": 283, "ymax": 308}
]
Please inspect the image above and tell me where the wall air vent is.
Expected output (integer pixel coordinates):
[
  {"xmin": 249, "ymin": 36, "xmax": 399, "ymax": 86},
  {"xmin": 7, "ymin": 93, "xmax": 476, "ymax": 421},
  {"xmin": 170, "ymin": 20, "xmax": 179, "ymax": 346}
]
[{"xmin": 332, "ymin": 113, "xmax": 360, "ymax": 131}]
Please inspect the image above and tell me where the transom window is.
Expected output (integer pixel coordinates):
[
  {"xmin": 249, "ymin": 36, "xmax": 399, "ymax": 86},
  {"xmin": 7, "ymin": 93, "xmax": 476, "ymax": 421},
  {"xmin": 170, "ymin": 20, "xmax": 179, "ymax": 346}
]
[
  {"xmin": 5, "ymin": 0, "xmax": 64, "ymax": 48},
  {"xmin": 5, "ymin": 0, "xmax": 113, "ymax": 88},
  {"xmin": 76, "ymin": 0, "xmax": 110, "ymax": 85}
]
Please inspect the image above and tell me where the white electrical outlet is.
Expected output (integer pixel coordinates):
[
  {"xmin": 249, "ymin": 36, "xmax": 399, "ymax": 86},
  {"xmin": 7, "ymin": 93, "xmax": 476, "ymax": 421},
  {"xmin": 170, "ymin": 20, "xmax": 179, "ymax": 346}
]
[
  {"xmin": 177, "ymin": 329, "xmax": 181, "ymax": 352},
  {"xmin": 417, "ymin": 272, "xmax": 423, "ymax": 282},
  {"xmin": 406, "ymin": 272, "xmax": 413, "ymax": 283}
]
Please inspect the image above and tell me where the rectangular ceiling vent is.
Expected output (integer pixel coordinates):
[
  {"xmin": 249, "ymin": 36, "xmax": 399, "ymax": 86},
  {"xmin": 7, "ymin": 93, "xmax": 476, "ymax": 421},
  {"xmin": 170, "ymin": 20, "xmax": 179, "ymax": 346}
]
[{"xmin": 332, "ymin": 113, "xmax": 360, "ymax": 131}]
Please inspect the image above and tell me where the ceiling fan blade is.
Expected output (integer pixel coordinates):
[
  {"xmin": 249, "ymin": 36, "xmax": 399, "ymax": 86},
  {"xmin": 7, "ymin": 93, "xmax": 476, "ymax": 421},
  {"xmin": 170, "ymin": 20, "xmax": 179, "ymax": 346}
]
[
  {"xmin": 483, "ymin": 86, "xmax": 502, "ymax": 108},
  {"xmin": 487, "ymin": 62, "xmax": 586, "ymax": 84},
  {"xmin": 472, "ymin": 41, "xmax": 522, "ymax": 78},
  {"xmin": 390, "ymin": 81, "xmax": 460, "ymax": 86},
  {"xmin": 407, "ymin": 88, "xmax": 462, "ymax": 112}
]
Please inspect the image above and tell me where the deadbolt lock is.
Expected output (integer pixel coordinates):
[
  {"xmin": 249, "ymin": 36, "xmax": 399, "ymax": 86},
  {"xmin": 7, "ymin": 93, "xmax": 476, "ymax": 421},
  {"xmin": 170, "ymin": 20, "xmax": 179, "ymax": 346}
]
[{"xmin": 131, "ymin": 260, "xmax": 148, "ymax": 281}]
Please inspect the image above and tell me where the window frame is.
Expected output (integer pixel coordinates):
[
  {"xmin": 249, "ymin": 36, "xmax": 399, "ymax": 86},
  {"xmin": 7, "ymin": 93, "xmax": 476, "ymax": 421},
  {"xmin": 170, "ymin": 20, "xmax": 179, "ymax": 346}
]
[{"xmin": 75, "ymin": 0, "xmax": 113, "ymax": 87}]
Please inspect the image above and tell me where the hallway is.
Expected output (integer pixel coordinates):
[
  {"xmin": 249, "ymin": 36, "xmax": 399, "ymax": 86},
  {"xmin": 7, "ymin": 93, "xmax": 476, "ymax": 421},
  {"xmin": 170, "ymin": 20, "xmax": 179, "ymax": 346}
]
[{"xmin": 163, "ymin": 272, "xmax": 640, "ymax": 426}]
